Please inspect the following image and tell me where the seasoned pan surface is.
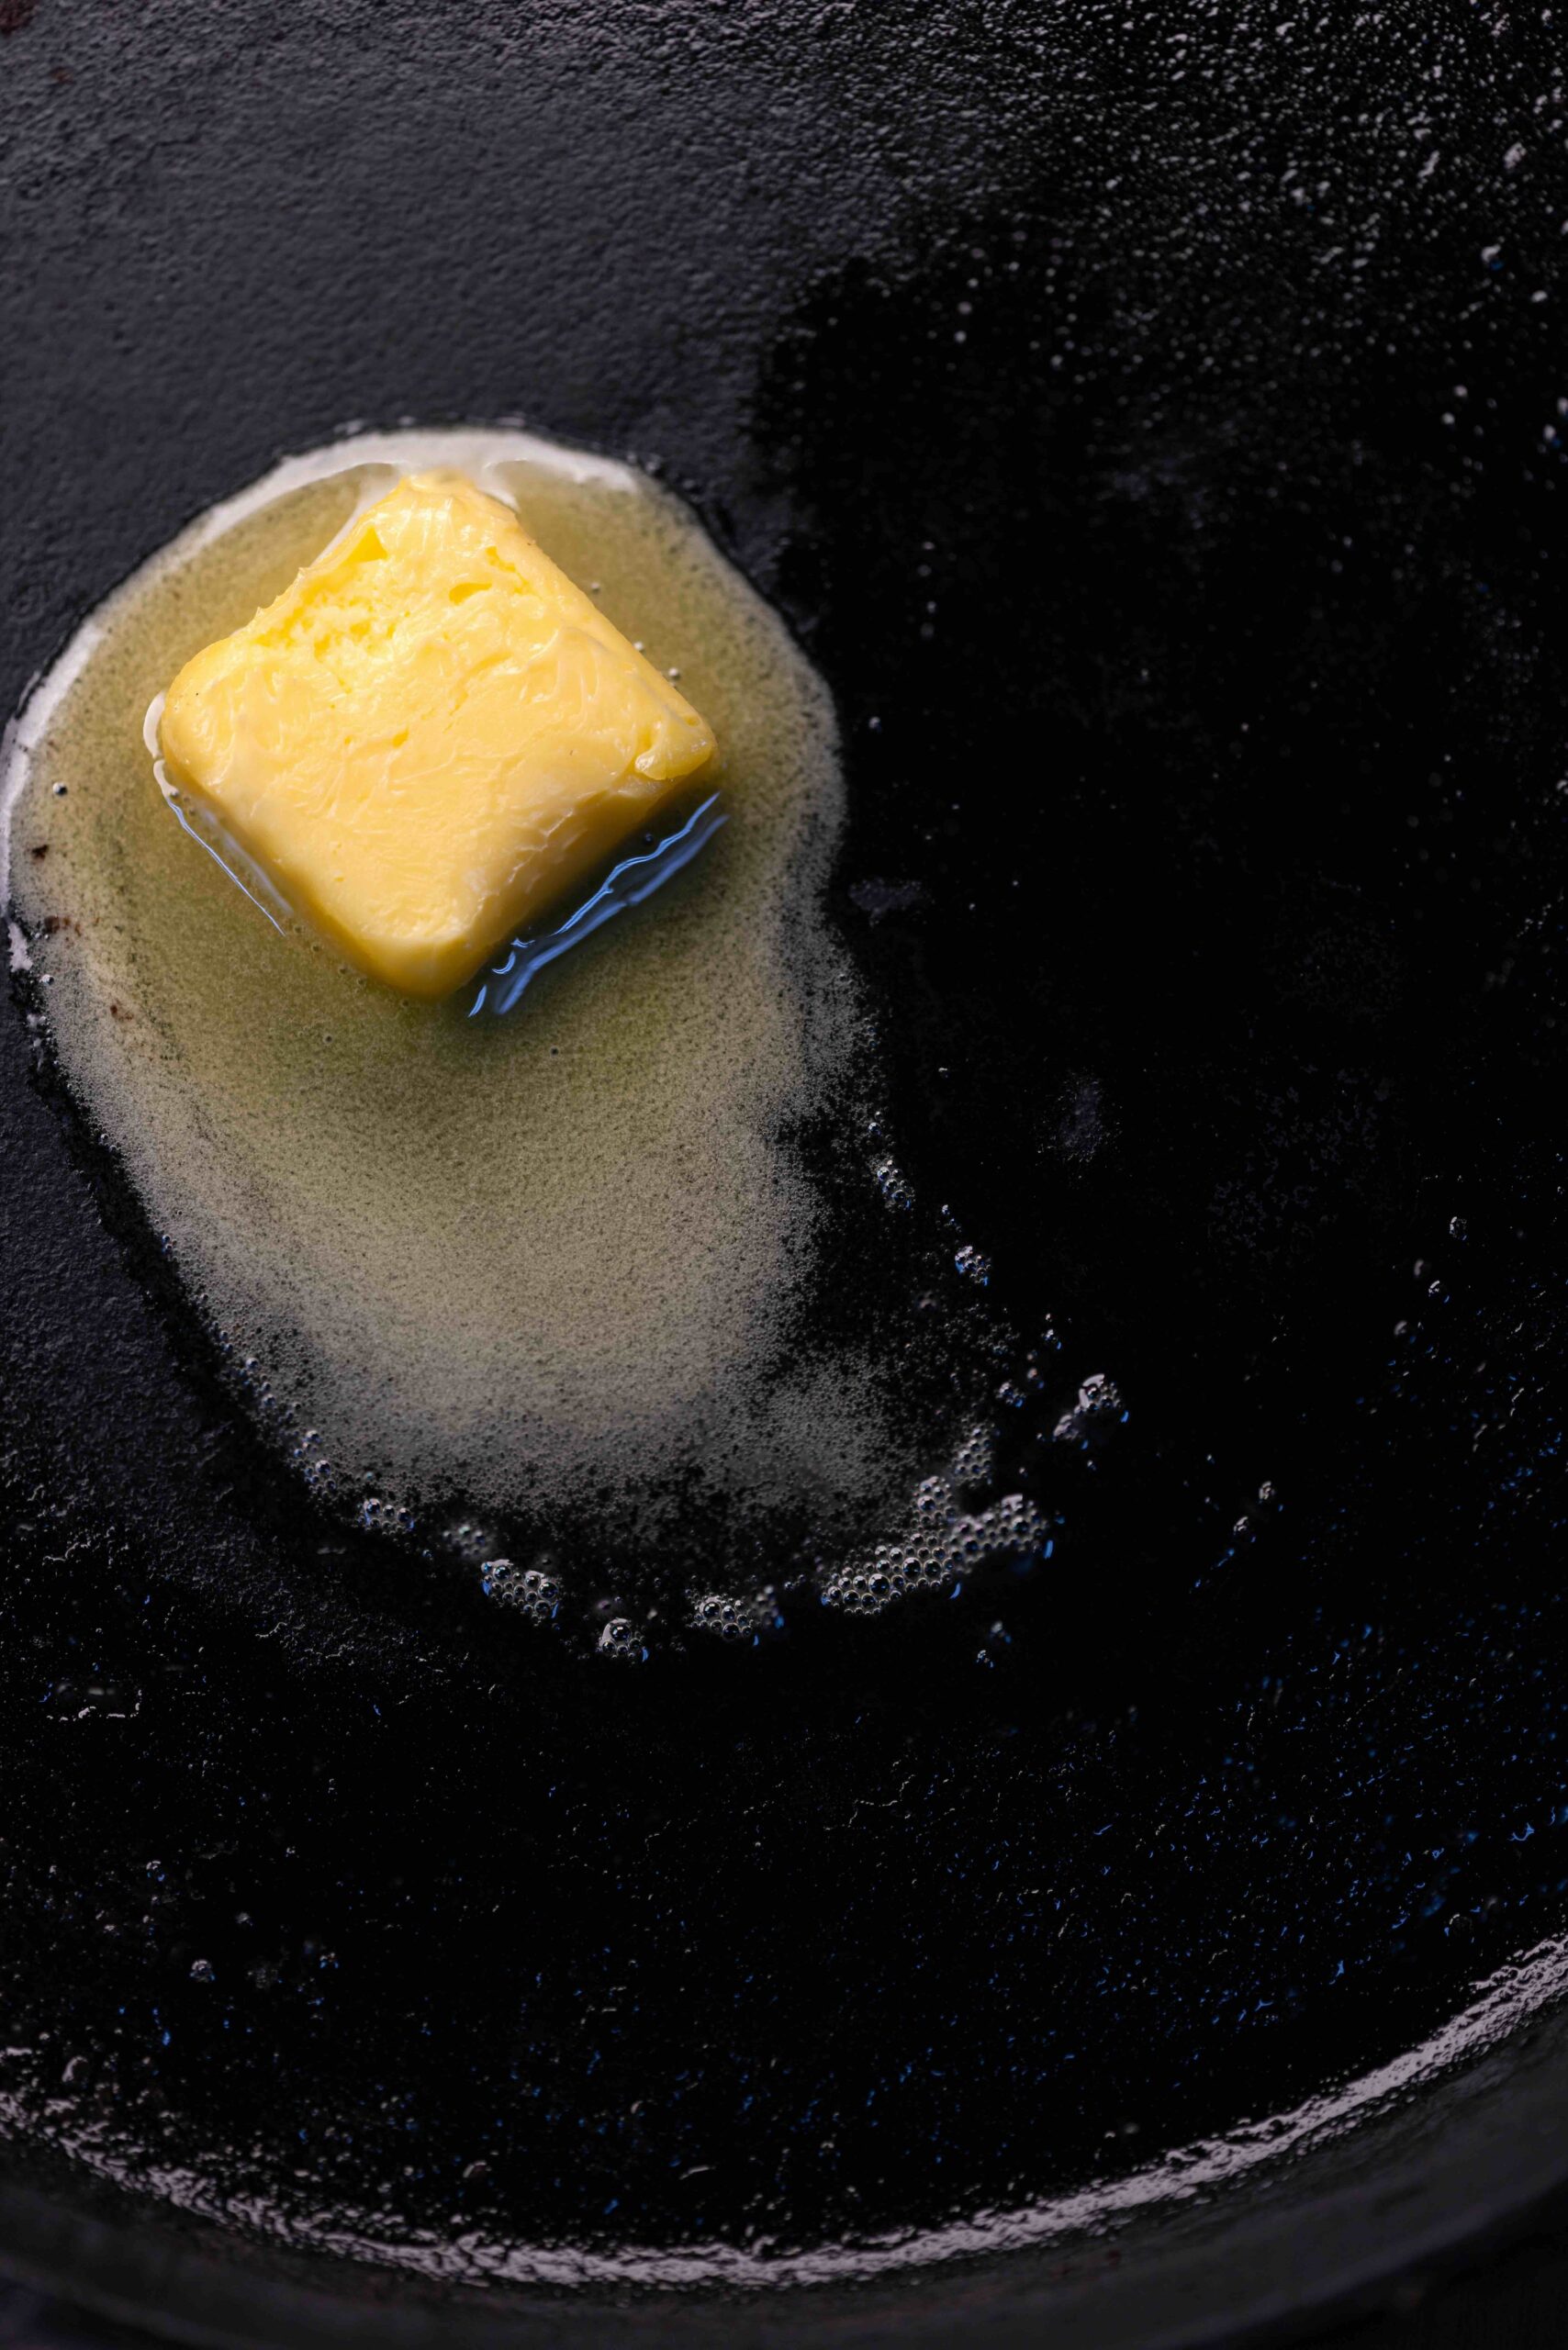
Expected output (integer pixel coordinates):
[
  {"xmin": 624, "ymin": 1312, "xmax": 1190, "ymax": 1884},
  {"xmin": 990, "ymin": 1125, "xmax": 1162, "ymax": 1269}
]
[{"xmin": 6, "ymin": 3, "xmax": 1568, "ymax": 2341}]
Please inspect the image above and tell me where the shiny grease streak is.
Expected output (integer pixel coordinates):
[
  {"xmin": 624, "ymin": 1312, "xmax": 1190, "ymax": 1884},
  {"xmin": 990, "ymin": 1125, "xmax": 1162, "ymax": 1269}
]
[{"xmin": 3, "ymin": 430, "xmax": 1047, "ymax": 1628}]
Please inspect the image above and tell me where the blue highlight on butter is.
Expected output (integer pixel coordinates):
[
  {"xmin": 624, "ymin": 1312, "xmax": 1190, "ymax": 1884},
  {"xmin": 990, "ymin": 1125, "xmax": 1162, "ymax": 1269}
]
[{"xmin": 470, "ymin": 792, "xmax": 727, "ymax": 1018}]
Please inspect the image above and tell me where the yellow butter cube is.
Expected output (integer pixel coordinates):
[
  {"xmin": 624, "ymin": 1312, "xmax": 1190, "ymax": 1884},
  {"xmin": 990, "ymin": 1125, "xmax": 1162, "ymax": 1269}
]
[{"xmin": 157, "ymin": 471, "xmax": 717, "ymax": 998}]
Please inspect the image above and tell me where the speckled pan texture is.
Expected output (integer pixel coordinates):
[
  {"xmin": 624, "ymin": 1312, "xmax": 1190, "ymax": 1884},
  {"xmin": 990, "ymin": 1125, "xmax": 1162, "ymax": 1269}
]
[{"xmin": 6, "ymin": 3, "xmax": 1568, "ymax": 2346}]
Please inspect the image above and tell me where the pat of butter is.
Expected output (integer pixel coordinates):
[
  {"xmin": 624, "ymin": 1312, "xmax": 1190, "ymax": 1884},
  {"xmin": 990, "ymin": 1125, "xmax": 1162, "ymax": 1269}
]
[{"xmin": 157, "ymin": 471, "xmax": 718, "ymax": 998}]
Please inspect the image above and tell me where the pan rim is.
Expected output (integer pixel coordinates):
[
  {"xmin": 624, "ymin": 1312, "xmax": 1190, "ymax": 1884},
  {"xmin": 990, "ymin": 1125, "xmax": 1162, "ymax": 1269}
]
[{"xmin": 2, "ymin": 1933, "xmax": 1566, "ymax": 2346}]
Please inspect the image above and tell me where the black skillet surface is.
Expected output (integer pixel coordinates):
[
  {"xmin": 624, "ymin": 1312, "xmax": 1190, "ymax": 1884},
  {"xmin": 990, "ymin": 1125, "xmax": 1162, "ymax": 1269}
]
[{"xmin": 6, "ymin": 1, "xmax": 1568, "ymax": 2343}]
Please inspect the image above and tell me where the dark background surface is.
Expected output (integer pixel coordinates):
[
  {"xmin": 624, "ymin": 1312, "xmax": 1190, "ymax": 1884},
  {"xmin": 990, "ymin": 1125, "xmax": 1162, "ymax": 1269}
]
[
  {"xmin": 9, "ymin": 2201, "xmax": 1568, "ymax": 2350},
  {"xmin": 6, "ymin": 0, "xmax": 1568, "ymax": 2338}
]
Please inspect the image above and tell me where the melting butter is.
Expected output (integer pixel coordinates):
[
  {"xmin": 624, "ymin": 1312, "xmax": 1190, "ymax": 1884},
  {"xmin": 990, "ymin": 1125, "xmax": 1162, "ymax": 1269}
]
[
  {"xmin": 158, "ymin": 470, "xmax": 719, "ymax": 998},
  {"xmin": 3, "ymin": 430, "xmax": 902, "ymax": 1543}
]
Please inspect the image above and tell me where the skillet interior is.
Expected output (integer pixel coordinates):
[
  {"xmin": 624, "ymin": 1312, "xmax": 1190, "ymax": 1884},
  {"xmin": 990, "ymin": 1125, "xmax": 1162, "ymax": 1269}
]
[{"xmin": 6, "ymin": 0, "xmax": 1568, "ymax": 2340}]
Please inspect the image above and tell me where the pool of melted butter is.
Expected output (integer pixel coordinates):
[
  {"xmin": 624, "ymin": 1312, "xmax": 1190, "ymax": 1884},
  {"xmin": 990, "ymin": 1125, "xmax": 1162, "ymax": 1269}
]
[{"xmin": 5, "ymin": 431, "xmax": 906, "ymax": 1552}]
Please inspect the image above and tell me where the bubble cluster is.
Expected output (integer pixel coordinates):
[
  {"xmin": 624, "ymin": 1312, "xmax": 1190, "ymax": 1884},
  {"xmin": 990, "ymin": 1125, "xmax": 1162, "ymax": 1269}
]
[
  {"xmin": 443, "ymin": 1521, "xmax": 500, "ymax": 1565},
  {"xmin": 821, "ymin": 1472, "xmax": 1048, "ymax": 1615},
  {"xmin": 357, "ymin": 1494, "xmax": 415, "ymax": 1538},
  {"xmin": 950, "ymin": 1421, "xmax": 997, "ymax": 1491},
  {"xmin": 1052, "ymin": 1371, "xmax": 1125, "ymax": 1445},
  {"xmin": 479, "ymin": 1560, "xmax": 561, "ymax": 1625},
  {"xmin": 689, "ymin": 1588, "xmax": 778, "ymax": 1642},
  {"xmin": 596, "ymin": 1616, "xmax": 646, "ymax": 1662},
  {"xmin": 871, "ymin": 1154, "xmax": 914, "ymax": 1212}
]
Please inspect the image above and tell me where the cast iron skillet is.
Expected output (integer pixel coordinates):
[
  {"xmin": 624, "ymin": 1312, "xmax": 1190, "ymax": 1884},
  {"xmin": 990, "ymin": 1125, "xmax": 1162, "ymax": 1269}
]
[{"xmin": 6, "ymin": 2, "xmax": 1568, "ymax": 2343}]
